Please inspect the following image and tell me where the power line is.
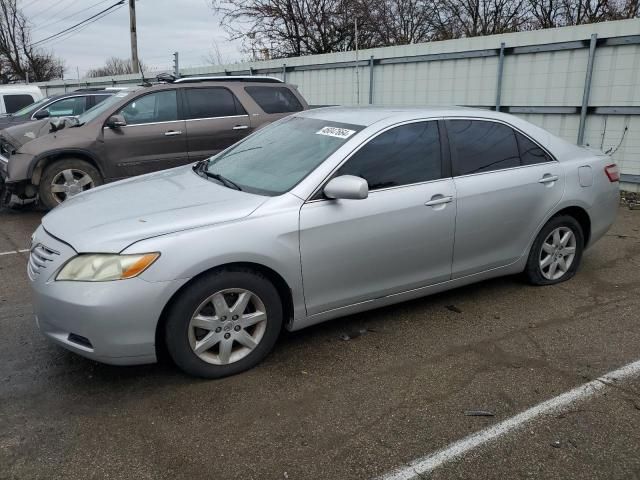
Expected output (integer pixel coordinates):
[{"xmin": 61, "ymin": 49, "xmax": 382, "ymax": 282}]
[
  {"xmin": 29, "ymin": 0, "xmax": 78, "ymax": 22},
  {"xmin": 32, "ymin": 0, "xmax": 112, "ymax": 33},
  {"xmin": 37, "ymin": 3, "xmax": 126, "ymax": 49},
  {"xmin": 20, "ymin": 0, "xmax": 40, "ymax": 10},
  {"xmin": 31, "ymin": 0, "xmax": 125, "ymax": 47}
]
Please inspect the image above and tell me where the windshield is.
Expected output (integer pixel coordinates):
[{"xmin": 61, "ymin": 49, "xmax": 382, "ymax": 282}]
[
  {"xmin": 76, "ymin": 90, "xmax": 133, "ymax": 125},
  {"xmin": 12, "ymin": 97, "xmax": 52, "ymax": 116},
  {"xmin": 205, "ymin": 116, "xmax": 364, "ymax": 195}
]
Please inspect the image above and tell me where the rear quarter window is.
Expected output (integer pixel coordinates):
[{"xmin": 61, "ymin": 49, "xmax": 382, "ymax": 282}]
[{"xmin": 244, "ymin": 86, "xmax": 303, "ymax": 114}]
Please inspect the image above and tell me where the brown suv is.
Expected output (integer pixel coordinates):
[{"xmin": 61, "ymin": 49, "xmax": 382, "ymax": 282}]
[{"xmin": 0, "ymin": 76, "xmax": 308, "ymax": 209}]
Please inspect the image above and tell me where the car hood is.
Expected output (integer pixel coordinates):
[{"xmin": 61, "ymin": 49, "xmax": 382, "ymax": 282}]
[
  {"xmin": 0, "ymin": 118, "xmax": 53, "ymax": 150},
  {"xmin": 0, "ymin": 114, "xmax": 28, "ymax": 131},
  {"xmin": 42, "ymin": 166, "xmax": 268, "ymax": 253}
]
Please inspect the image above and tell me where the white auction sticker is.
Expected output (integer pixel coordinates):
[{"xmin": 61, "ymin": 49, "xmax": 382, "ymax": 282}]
[{"xmin": 316, "ymin": 126, "xmax": 356, "ymax": 139}]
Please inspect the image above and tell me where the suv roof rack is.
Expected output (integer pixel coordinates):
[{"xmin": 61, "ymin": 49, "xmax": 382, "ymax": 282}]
[
  {"xmin": 156, "ymin": 74, "xmax": 284, "ymax": 84},
  {"xmin": 73, "ymin": 87, "xmax": 108, "ymax": 92}
]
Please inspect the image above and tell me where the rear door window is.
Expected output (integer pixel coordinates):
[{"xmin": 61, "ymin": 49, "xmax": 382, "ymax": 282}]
[
  {"xmin": 89, "ymin": 94, "xmax": 112, "ymax": 109},
  {"xmin": 119, "ymin": 90, "xmax": 178, "ymax": 125},
  {"xmin": 3, "ymin": 94, "xmax": 35, "ymax": 114},
  {"xmin": 516, "ymin": 132, "xmax": 553, "ymax": 165},
  {"xmin": 336, "ymin": 121, "xmax": 442, "ymax": 190},
  {"xmin": 184, "ymin": 87, "xmax": 246, "ymax": 119},
  {"xmin": 447, "ymin": 120, "xmax": 520, "ymax": 176},
  {"xmin": 244, "ymin": 86, "xmax": 303, "ymax": 114}
]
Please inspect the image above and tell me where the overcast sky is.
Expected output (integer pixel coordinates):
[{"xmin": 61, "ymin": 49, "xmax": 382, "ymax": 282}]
[{"xmin": 21, "ymin": 0, "xmax": 243, "ymax": 79}]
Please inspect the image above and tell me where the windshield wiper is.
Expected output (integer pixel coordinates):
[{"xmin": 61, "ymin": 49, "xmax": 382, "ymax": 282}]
[
  {"xmin": 195, "ymin": 161, "xmax": 241, "ymax": 191},
  {"xmin": 204, "ymin": 171, "xmax": 242, "ymax": 191}
]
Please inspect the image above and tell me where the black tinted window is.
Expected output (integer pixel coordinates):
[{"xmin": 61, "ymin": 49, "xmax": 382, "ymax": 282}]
[
  {"xmin": 119, "ymin": 90, "xmax": 178, "ymax": 125},
  {"xmin": 4, "ymin": 94, "xmax": 35, "ymax": 113},
  {"xmin": 448, "ymin": 120, "xmax": 520, "ymax": 175},
  {"xmin": 336, "ymin": 121, "xmax": 441, "ymax": 190},
  {"xmin": 91, "ymin": 95, "xmax": 111, "ymax": 108},
  {"xmin": 185, "ymin": 87, "xmax": 244, "ymax": 119},
  {"xmin": 516, "ymin": 132, "xmax": 552, "ymax": 165},
  {"xmin": 245, "ymin": 86, "xmax": 303, "ymax": 114}
]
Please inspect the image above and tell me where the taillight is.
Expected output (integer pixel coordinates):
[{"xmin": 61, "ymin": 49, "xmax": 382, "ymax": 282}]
[{"xmin": 604, "ymin": 164, "xmax": 619, "ymax": 182}]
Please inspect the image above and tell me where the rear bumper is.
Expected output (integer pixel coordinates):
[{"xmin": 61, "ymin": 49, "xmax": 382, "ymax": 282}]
[{"xmin": 587, "ymin": 184, "xmax": 620, "ymax": 248}]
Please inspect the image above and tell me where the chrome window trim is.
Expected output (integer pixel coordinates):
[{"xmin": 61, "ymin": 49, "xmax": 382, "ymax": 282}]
[
  {"xmin": 184, "ymin": 114, "xmax": 249, "ymax": 123},
  {"xmin": 452, "ymin": 160, "xmax": 558, "ymax": 180},
  {"xmin": 119, "ymin": 119, "xmax": 185, "ymax": 128},
  {"xmin": 305, "ymin": 117, "xmax": 444, "ymax": 203}
]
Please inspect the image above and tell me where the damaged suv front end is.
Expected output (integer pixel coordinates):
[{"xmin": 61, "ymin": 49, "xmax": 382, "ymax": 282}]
[{"xmin": 0, "ymin": 119, "xmax": 64, "ymax": 207}]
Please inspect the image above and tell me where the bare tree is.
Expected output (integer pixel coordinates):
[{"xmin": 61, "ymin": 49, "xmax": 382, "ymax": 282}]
[
  {"xmin": 441, "ymin": 0, "xmax": 529, "ymax": 37},
  {"xmin": 86, "ymin": 57, "xmax": 146, "ymax": 78},
  {"xmin": 527, "ymin": 0, "xmax": 564, "ymax": 27},
  {"xmin": 203, "ymin": 39, "xmax": 232, "ymax": 65},
  {"xmin": 211, "ymin": 0, "xmax": 639, "ymax": 58},
  {"xmin": 368, "ymin": 0, "xmax": 440, "ymax": 45},
  {"xmin": 211, "ymin": 0, "xmax": 375, "ymax": 57},
  {"xmin": 0, "ymin": 0, "xmax": 64, "ymax": 83}
]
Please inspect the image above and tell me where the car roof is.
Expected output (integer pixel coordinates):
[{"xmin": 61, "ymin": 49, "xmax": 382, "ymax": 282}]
[{"xmin": 296, "ymin": 105, "xmax": 516, "ymax": 127}]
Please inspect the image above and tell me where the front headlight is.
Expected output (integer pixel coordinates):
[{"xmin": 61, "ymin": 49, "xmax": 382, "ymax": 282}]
[{"xmin": 56, "ymin": 253, "xmax": 160, "ymax": 282}]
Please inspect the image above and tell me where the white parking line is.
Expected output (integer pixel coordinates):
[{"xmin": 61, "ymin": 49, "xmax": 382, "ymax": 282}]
[
  {"xmin": 378, "ymin": 358, "xmax": 640, "ymax": 480},
  {"xmin": 0, "ymin": 249, "xmax": 29, "ymax": 256}
]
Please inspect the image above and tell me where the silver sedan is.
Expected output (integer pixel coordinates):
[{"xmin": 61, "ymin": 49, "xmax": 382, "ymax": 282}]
[{"xmin": 29, "ymin": 107, "xmax": 619, "ymax": 378}]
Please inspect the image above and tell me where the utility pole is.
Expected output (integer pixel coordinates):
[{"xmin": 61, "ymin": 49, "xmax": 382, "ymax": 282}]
[
  {"xmin": 354, "ymin": 18, "xmax": 360, "ymax": 105},
  {"xmin": 129, "ymin": 0, "xmax": 139, "ymax": 73}
]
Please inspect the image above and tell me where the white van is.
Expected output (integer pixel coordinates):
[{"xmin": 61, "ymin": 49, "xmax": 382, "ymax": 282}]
[{"xmin": 0, "ymin": 85, "xmax": 44, "ymax": 115}]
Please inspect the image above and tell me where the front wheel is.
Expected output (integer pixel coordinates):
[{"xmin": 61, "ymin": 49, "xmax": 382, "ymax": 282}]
[
  {"xmin": 165, "ymin": 269, "xmax": 283, "ymax": 378},
  {"xmin": 524, "ymin": 215, "xmax": 584, "ymax": 285},
  {"xmin": 39, "ymin": 158, "xmax": 103, "ymax": 209}
]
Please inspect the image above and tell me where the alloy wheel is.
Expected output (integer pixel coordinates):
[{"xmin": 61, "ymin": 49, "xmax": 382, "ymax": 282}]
[
  {"xmin": 188, "ymin": 288, "xmax": 268, "ymax": 365},
  {"xmin": 50, "ymin": 168, "xmax": 95, "ymax": 203},
  {"xmin": 539, "ymin": 226, "xmax": 576, "ymax": 280}
]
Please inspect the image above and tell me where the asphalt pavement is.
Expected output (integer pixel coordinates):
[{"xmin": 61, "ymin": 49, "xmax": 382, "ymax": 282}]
[{"xmin": 1, "ymin": 205, "xmax": 640, "ymax": 480}]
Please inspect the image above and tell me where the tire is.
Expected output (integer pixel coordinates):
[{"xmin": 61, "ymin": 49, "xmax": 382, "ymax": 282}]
[
  {"xmin": 165, "ymin": 268, "xmax": 283, "ymax": 378},
  {"xmin": 39, "ymin": 158, "xmax": 103, "ymax": 210},
  {"xmin": 524, "ymin": 214, "xmax": 584, "ymax": 286}
]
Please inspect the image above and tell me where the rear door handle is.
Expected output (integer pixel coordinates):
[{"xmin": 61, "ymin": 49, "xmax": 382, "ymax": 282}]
[
  {"xmin": 232, "ymin": 125, "xmax": 249, "ymax": 130},
  {"xmin": 425, "ymin": 195, "xmax": 453, "ymax": 207},
  {"xmin": 164, "ymin": 130, "xmax": 182, "ymax": 136},
  {"xmin": 539, "ymin": 174, "xmax": 559, "ymax": 184}
]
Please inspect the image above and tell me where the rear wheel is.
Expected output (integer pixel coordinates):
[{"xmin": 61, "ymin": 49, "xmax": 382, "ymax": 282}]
[
  {"xmin": 165, "ymin": 269, "xmax": 283, "ymax": 378},
  {"xmin": 524, "ymin": 215, "xmax": 584, "ymax": 285},
  {"xmin": 39, "ymin": 158, "xmax": 102, "ymax": 209}
]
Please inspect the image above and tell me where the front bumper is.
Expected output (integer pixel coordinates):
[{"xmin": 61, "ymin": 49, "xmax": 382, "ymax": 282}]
[{"xmin": 29, "ymin": 226, "xmax": 189, "ymax": 365}]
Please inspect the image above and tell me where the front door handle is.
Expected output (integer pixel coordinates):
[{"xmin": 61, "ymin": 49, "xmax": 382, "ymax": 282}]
[
  {"xmin": 425, "ymin": 195, "xmax": 453, "ymax": 207},
  {"xmin": 232, "ymin": 125, "xmax": 249, "ymax": 130},
  {"xmin": 539, "ymin": 174, "xmax": 559, "ymax": 184},
  {"xmin": 164, "ymin": 130, "xmax": 183, "ymax": 136}
]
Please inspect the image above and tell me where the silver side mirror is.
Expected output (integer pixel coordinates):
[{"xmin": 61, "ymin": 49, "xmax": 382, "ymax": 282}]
[{"xmin": 324, "ymin": 175, "xmax": 368, "ymax": 200}]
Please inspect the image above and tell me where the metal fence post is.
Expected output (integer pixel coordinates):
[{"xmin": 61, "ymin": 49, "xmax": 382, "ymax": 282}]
[
  {"xmin": 368, "ymin": 56, "xmax": 374, "ymax": 104},
  {"xmin": 249, "ymin": 67, "xmax": 254, "ymax": 76},
  {"xmin": 578, "ymin": 34, "xmax": 598, "ymax": 145},
  {"xmin": 495, "ymin": 42, "xmax": 505, "ymax": 111},
  {"xmin": 173, "ymin": 52, "xmax": 179, "ymax": 78},
  {"xmin": 282, "ymin": 63, "xmax": 287, "ymax": 82}
]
